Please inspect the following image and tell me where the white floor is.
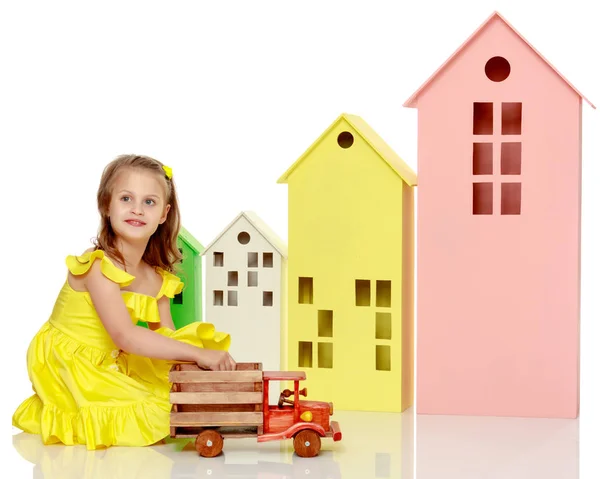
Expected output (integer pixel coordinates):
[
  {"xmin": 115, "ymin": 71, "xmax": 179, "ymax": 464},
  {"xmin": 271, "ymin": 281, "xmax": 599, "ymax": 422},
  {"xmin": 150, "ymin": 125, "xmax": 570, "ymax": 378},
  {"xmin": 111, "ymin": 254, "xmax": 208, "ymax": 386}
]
[{"xmin": 9, "ymin": 408, "xmax": 578, "ymax": 478}]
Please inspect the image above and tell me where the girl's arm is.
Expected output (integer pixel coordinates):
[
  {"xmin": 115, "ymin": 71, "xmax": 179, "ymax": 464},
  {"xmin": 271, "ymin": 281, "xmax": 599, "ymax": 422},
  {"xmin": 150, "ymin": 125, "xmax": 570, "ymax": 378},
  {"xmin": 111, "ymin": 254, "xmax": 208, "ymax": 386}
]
[
  {"xmin": 85, "ymin": 260, "xmax": 235, "ymax": 371},
  {"xmin": 155, "ymin": 295, "xmax": 176, "ymax": 330}
]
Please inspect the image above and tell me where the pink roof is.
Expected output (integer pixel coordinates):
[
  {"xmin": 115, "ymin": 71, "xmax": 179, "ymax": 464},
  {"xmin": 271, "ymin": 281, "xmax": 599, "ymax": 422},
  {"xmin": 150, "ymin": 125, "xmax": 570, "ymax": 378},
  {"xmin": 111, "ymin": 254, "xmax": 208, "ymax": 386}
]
[{"xmin": 403, "ymin": 11, "xmax": 595, "ymax": 109}]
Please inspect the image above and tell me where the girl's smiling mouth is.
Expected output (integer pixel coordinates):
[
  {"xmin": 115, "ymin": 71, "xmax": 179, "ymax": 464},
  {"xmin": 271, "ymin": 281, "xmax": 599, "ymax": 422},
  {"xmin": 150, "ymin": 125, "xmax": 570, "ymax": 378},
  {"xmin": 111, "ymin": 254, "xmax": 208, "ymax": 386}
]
[{"xmin": 125, "ymin": 219, "xmax": 146, "ymax": 226}]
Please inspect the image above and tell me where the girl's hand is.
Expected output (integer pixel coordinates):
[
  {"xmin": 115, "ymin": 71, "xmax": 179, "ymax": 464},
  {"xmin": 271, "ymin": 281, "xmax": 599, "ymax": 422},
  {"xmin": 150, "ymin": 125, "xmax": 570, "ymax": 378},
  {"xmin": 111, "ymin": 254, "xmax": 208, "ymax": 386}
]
[{"xmin": 195, "ymin": 348, "xmax": 237, "ymax": 371}]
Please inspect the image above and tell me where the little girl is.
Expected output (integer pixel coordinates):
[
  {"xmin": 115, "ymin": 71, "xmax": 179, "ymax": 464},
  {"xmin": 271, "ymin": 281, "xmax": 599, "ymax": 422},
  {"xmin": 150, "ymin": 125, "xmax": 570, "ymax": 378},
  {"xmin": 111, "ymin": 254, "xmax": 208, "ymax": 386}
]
[{"xmin": 12, "ymin": 154, "xmax": 236, "ymax": 450}]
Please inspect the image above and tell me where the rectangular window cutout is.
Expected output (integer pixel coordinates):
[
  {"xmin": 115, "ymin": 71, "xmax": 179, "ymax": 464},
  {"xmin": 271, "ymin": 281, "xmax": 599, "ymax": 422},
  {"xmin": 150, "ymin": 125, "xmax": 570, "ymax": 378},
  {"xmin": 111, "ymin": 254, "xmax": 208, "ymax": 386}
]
[
  {"xmin": 355, "ymin": 279, "xmax": 370, "ymax": 306},
  {"xmin": 228, "ymin": 271, "xmax": 238, "ymax": 286},
  {"xmin": 263, "ymin": 291, "xmax": 273, "ymax": 307},
  {"xmin": 376, "ymin": 312, "xmax": 392, "ymax": 340},
  {"xmin": 473, "ymin": 142, "xmax": 493, "ymax": 174},
  {"xmin": 214, "ymin": 290, "xmax": 224, "ymax": 306},
  {"xmin": 298, "ymin": 277, "xmax": 313, "ymax": 304},
  {"xmin": 248, "ymin": 271, "xmax": 258, "ymax": 287},
  {"xmin": 473, "ymin": 182, "xmax": 493, "ymax": 215},
  {"xmin": 318, "ymin": 310, "xmax": 333, "ymax": 337},
  {"xmin": 502, "ymin": 102, "xmax": 522, "ymax": 134},
  {"xmin": 248, "ymin": 252, "xmax": 258, "ymax": 268},
  {"xmin": 318, "ymin": 342, "xmax": 333, "ymax": 369},
  {"xmin": 473, "ymin": 102, "xmax": 493, "ymax": 135},
  {"xmin": 173, "ymin": 291, "xmax": 183, "ymax": 305},
  {"xmin": 501, "ymin": 142, "xmax": 521, "ymax": 174},
  {"xmin": 298, "ymin": 341, "xmax": 313, "ymax": 368},
  {"xmin": 376, "ymin": 345, "xmax": 391, "ymax": 371},
  {"xmin": 227, "ymin": 290, "xmax": 238, "ymax": 306},
  {"xmin": 214, "ymin": 252, "xmax": 224, "ymax": 267},
  {"xmin": 263, "ymin": 252, "xmax": 273, "ymax": 268},
  {"xmin": 376, "ymin": 280, "xmax": 391, "ymax": 307},
  {"xmin": 501, "ymin": 182, "xmax": 521, "ymax": 215}
]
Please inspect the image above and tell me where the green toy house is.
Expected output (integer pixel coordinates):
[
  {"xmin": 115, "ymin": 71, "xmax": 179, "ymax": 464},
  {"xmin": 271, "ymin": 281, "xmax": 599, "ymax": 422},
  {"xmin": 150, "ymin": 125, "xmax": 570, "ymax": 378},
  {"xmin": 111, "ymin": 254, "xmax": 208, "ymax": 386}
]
[
  {"xmin": 137, "ymin": 226, "xmax": 204, "ymax": 329},
  {"xmin": 171, "ymin": 226, "xmax": 204, "ymax": 328}
]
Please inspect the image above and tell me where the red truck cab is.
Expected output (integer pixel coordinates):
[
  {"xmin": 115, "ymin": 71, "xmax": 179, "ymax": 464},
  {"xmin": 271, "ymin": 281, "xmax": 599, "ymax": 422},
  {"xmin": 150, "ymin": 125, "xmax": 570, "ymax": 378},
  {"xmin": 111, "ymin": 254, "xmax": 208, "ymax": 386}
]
[{"xmin": 258, "ymin": 371, "xmax": 342, "ymax": 457}]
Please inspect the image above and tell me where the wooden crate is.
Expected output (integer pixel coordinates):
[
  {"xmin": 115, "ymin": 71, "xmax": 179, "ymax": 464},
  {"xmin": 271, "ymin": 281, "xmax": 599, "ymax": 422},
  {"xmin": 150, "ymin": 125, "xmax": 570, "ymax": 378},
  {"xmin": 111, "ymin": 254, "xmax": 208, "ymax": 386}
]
[{"xmin": 169, "ymin": 362, "xmax": 264, "ymax": 438}]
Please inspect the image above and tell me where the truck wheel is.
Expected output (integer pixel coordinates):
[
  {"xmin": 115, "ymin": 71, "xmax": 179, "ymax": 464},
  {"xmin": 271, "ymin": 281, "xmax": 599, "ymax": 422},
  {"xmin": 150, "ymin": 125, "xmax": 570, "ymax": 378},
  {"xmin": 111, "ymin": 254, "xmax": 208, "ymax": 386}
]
[
  {"xmin": 195, "ymin": 429, "xmax": 223, "ymax": 457},
  {"xmin": 293, "ymin": 430, "xmax": 321, "ymax": 458}
]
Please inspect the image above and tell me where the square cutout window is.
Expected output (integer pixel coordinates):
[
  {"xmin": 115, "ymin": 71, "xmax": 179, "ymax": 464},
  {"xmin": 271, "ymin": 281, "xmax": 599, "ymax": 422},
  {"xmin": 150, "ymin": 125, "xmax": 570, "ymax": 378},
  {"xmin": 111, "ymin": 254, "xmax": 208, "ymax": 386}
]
[
  {"xmin": 356, "ymin": 279, "xmax": 370, "ymax": 306},
  {"xmin": 376, "ymin": 312, "xmax": 392, "ymax": 340},
  {"xmin": 173, "ymin": 291, "xmax": 183, "ymax": 305},
  {"xmin": 376, "ymin": 280, "xmax": 391, "ymax": 307},
  {"xmin": 318, "ymin": 342, "xmax": 333, "ymax": 368},
  {"xmin": 227, "ymin": 290, "xmax": 238, "ymax": 306},
  {"xmin": 248, "ymin": 271, "xmax": 258, "ymax": 287},
  {"xmin": 501, "ymin": 142, "xmax": 521, "ymax": 174},
  {"xmin": 299, "ymin": 277, "xmax": 313, "ymax": 304},
  {"xmin": 318, "ymin": 310, "xmax": 333, "ymax": 337},
  {"xmin": 213, "ymin": 252, "xmax": 224, "ymax": 267},
  {"xmin": 263, "ymin": 291, "xmax": 273, "ymax": 307},
  {"xmin": 376, "ymin": 345, "xmax": 391, "ymax": 371},
  {"xmin": 473, "ymin": 102, "xmax": 493, "ymax": 135},
  {"xmin": 298, "ymin": 341, "xmax": 312, "ymax": 368},
  {"xmin": 473, "ymin": 143, "xmax": 493, "ymax": 175},
  {"xmin": 214, "ymin": 290, "xmax": 223, "ymax": 306},
  {"xmin": 263, "ymin": 252, "xmax": 273, "ymax": 268},
  {"xmin": 473, "ymin": 182, "xmax": 493, "ymax": 215},
  {"xmin": 228, "ymin": 271, "xmax": 238, "ymax": 286},
  {"xmin": 502, "ymin": 102, "xmax": 522, "ymax": 134},
  {"xmin": 248, "ymin": 252, "xmax": 258, "ymax": 268},
  {"xmin": 501, "ymin": 182, "xmax": 521, "ymax": 215}
]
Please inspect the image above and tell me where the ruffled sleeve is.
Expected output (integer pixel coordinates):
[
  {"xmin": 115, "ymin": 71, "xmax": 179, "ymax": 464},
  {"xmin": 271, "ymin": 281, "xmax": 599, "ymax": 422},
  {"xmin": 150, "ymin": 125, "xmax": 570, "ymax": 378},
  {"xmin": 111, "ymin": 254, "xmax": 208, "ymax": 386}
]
[
  {"xmin": 156, "ymin": 269, "xmax": 184, "ymax": 299},
  {"xmin": 65, "ymin": 250, "xmax": 135, "ymax": 287}
]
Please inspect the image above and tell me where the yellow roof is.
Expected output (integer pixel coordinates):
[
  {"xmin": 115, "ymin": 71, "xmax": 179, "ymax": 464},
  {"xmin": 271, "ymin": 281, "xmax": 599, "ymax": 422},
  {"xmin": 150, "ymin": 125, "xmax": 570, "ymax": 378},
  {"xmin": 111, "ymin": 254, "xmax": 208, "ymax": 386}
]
[{"xmin": 277, "ymin": 113, "xmax": 417, "ymax": 186}]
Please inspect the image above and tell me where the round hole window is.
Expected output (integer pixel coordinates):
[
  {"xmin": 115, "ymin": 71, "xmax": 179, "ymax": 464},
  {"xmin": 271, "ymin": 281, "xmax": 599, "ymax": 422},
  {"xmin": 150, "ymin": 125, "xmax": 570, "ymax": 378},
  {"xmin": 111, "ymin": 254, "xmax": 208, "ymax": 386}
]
[
  {"xmin": 337, "ymin": 131, "xmax": 354, "ymax": 148},
  {"xmin": 237, "ymin": 231, "xmax": 250, "ymax": 245},
  {"xmin": 485, "ymin": 56, "xmax": 510, "ymax": 82}
]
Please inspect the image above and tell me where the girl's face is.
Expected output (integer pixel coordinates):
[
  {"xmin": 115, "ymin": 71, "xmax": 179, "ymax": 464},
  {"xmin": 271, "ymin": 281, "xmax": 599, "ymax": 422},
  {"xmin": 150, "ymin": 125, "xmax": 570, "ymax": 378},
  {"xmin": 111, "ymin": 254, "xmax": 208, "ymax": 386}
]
[{"xmin": 108, "ymin": 168, "xmax": 171, "ymax": 244}]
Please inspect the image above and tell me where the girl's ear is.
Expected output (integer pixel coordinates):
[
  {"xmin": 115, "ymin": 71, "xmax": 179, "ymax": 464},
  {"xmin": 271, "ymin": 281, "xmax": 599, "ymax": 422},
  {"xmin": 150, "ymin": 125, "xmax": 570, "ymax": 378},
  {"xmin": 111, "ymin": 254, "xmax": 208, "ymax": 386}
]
[{"xmin": 159, "ymin": 204, "xmax": 171, "ymax": 224}]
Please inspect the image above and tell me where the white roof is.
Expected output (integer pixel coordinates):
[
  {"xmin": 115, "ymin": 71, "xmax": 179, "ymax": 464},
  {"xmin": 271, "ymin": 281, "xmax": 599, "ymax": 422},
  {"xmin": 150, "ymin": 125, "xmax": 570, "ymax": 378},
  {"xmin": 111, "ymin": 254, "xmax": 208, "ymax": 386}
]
[{"xmin": 202, "ymin": 211, "xmax": 288, "ymax": 259}]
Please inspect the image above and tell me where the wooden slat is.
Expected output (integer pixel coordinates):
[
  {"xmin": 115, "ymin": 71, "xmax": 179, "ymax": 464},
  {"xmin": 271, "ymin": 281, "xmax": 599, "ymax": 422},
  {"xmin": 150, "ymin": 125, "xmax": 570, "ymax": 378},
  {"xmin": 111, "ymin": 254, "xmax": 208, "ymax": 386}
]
[
  {"xmin": 178, "ymin": 382, "xmax": 260, "ymax": 393},
  {"xmin": 178, "ymin": 404, "xmax": 257, "ymax": 413},
  {"xmin": 171, "ymin": 411, "xmax": 263, "ymax": 426},
  {"xmin": 170, "ymin": 391, "xmax": 262, "ymax": 405},
  {"xmin": 173, "ymin": 426, "xmax": 259, "ymax": 439},
  {"xmin": 263, "ymin": 370, "xmax": 306, "ymax": 381},
  {"xmin": 169, "ymin": 370, "xmax": 262, "ymax": 383}
]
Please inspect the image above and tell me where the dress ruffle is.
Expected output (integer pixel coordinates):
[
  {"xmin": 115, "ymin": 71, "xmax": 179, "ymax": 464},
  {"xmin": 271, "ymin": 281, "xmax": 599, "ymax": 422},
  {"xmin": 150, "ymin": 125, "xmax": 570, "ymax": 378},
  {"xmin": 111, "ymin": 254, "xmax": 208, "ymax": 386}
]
[
  {"xmin": 70, "ymin": 250, "xmax": 184, "ymax": 324},
  {"xmin": 66, "ymin": 250, "xmax": 135, "ymax": 287}
]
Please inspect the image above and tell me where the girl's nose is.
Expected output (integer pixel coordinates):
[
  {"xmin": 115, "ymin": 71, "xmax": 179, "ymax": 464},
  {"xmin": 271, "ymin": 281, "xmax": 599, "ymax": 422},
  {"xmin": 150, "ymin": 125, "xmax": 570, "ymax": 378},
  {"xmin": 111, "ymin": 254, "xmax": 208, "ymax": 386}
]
[{"xmin": 131, "ymin": 203, "xmax": 144, "ymax": 215}]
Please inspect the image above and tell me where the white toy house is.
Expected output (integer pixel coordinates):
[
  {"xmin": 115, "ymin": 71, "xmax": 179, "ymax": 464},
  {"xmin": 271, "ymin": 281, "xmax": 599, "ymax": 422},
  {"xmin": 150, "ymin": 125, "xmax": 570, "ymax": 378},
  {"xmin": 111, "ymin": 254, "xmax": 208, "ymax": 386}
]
[{"xmin": 202, "ymin": 211, "xmax": 288, "ymax": 381}]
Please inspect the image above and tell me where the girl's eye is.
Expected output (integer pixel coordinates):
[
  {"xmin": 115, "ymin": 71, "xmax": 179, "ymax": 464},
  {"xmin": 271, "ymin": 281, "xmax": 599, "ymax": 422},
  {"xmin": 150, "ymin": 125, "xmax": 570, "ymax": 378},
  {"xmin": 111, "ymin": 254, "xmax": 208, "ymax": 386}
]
[
  {"xmin": 145, "ymin": 199, "xmax": 156, "ymax": 206},
  {"xmin": 121, "ymin": 196, "xmax": 130, "ymax": 202}
]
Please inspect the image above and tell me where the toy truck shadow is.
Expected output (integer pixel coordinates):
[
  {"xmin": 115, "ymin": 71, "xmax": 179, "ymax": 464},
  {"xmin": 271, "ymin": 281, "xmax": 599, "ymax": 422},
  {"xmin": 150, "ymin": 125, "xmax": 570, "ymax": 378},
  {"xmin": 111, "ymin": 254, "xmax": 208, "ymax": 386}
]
[{"xmin": 169, "ymin": 362, "xmax": 342, "ymax": 457}]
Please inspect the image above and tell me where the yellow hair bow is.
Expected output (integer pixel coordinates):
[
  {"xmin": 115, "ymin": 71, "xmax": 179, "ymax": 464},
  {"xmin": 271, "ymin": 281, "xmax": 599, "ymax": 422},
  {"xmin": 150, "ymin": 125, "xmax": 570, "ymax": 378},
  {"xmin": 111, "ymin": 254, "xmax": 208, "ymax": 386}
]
[{"xmin": 162, "ymin": 165, "xmax": 173, "ymax": 179}]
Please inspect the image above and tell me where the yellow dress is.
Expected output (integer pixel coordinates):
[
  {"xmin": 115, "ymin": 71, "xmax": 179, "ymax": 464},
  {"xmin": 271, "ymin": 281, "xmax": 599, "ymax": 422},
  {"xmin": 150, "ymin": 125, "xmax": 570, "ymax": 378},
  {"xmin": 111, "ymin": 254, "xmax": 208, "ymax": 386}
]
[{"xmin": 12, "ymin": 250, "xmax": 230, "ymax": 450}]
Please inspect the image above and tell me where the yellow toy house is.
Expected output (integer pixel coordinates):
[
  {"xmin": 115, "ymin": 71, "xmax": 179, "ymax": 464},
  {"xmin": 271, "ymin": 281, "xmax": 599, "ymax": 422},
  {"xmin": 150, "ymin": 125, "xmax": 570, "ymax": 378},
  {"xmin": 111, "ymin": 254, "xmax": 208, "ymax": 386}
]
[{"xmin": 277, "ymin": 113, "xmax": 417, "ymax": 412}]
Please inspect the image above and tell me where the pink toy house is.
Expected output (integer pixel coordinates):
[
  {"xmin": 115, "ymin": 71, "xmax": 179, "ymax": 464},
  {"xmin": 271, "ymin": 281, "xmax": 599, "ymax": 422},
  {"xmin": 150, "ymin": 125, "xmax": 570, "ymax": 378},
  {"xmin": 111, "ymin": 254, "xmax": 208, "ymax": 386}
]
[{"xmin": 404, "ymin": 11, "xmax": 595, "ymax": 418}]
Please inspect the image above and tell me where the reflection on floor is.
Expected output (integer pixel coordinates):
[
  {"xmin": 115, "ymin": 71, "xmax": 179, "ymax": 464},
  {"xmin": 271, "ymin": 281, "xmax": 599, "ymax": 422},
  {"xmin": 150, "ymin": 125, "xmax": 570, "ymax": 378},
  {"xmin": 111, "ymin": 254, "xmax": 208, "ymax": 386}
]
[
  {"xmin": 416, "ymin": 413, "xmax": 578, "ymax": 479},
  {"xmin": 11, "ymin": 408, "xmax": 415, "ymax": 479},
  {"xmin": 12, "ymin": 408, "xmax": 577, "ymax": 478}
]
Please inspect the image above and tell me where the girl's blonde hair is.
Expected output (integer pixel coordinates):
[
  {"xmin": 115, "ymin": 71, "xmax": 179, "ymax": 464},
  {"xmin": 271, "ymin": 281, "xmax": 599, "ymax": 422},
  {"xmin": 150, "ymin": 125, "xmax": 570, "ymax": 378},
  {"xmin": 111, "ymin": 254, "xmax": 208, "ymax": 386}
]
[{"xmin": 93, "ymin": 154, "xmax": 182, "ymax": 273}]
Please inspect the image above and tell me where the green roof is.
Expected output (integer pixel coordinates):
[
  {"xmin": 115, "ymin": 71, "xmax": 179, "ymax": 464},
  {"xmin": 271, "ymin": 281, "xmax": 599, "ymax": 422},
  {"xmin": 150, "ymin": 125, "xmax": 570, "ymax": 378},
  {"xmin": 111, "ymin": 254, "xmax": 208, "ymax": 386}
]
[{"xmin": 178, "ymin": 226, "xmax": 204, "ymax": 254}]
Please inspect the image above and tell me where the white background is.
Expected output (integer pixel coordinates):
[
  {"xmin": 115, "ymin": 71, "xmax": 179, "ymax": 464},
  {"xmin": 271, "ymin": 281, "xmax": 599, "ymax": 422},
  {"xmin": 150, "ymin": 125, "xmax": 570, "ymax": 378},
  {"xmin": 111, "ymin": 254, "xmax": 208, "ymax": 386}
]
[{"xmin": 0, "ymin": 0, "xmax": 598, "ymax": 476}]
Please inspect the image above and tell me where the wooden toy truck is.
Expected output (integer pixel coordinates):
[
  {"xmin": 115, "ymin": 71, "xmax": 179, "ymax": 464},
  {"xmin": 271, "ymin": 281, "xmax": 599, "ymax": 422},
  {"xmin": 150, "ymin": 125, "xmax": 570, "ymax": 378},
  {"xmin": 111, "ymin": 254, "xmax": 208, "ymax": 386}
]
[{"xmin": 169, "ymin": 362, "xmax": 342, "ymax": 457}]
